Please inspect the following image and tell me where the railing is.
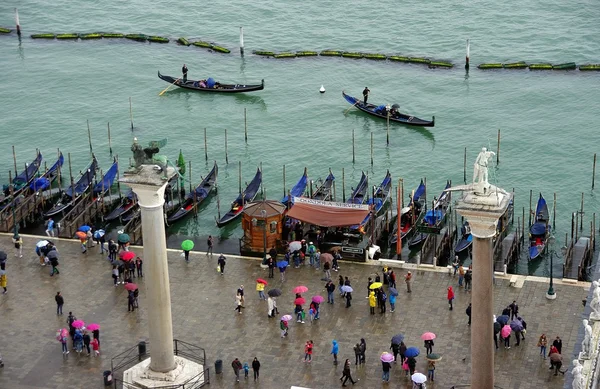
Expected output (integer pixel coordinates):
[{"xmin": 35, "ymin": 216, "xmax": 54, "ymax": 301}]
[{"xmin": 111, "ymin": 339, "xmax": 209, "ymax": 389}]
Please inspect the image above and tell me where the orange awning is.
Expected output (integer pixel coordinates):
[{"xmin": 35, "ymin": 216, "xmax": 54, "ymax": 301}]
[{"xmin": 287, "ymin": 197, "xmax": 370, "ymax": 227}]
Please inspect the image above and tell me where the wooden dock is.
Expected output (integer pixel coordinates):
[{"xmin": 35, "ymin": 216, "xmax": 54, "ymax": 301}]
[
  {"xmin": 58, "ymin": 192, "xmax": 119, "ymax": 238},
  {"xmin": 563, "ymin": 237, "xmax": 593, "ymax": 280}
]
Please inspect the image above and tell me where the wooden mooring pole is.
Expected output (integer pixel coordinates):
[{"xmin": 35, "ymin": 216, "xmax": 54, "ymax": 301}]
[
  {"xmin": 204, "ymin": 128, "xmax": 208, "ymax": 161},
  {"xmin": 342, "ymin": 168, "xmax": 346, "ymax": 202},
  {"xmin": 244, "ymin": 108, "xmax": 248, "ymax": 144},
  {"xmin": 370, "ymin": 132, "xmax": 374, "ymax": 166},
  {"xmin": 593, "ymin": 153, "xmax": 597, "ymax": 190},
  {"xmin": 282, "ymin": 165, "xmax": 286, "ymax": 198},
  {"xmin": 225, "ymin": 129, "xmax": 229, "ymax": 164},
  {"xmin": 188, "ymin": 161, "xmax": 192, "ymax": 192},
  {"xmin": 87, "ymin": 120, "xmax": 93, "ymax": 153},
  {"xmin": 463, "ymin": 147, "xmax": 467, "ymax": 184},
  {"xmin": 352, "ymin": 129, "xmax": 355, "ymax": 164},
  {"xmin": 580, "ymin": 193, "xmax": 584, "ymax": 231},
  {"xmin": 496, "ymin": 129, "xmax": 501, "ymax": 164},
  {"xmin": 11, "ymin": 146, "xmax": 17, "ymax": 179},
  {"xmin": 129, "ymin": 97, "xmax": 134, "ymax": 131}
]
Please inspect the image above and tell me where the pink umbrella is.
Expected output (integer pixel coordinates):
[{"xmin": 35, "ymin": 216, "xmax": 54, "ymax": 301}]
[
  {"xmin": 312, "ymin": 295, "xmax": 325, "ymax": 304},
  {"xmin": 72, "ymin": 320, "xmax": 85, "ymax": 329},
  {"xmin": 293, "ymin": 286, "xmax": 308, "ymax": 294},
  {"xmin": 87, "ymin": 323, "xmax": 100, "ymax": 331},
  {"xmin": 380, "ymin": 352, "xmax": 394, "ymax": 363},
  {"xmin": 120, "ymin": 251, "xmax": 135, "ymax": 261},
  {"xmin": 281, "ymin": 314, "xmax": 293, "ymax": 321},
  {"xmin": 124, "ymin": 283, "xmax": 138, "ymax": 291},
  {"xmin": 294, "ymin": 297, "xmax": 306, "ymax": 305},
  {"xmin": 501, "ymin": 324, "xmax": 512, "ymax": 338},
  {"xmin": 320, "ymin": 253, "xmax": 333, "ymax": 263},
  {"xmin": 421, "ymin": 332, "xmax": 436, "ymax": 341}
]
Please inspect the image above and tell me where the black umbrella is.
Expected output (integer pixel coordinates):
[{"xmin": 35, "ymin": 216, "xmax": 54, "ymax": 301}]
[
  {"xmin": 267, "ymin": 288, "xmax": 282, "ymax": 297},
  {"xmin": 0, "ymin": 251, "xmax": 6, "ymax": 261},
  {"xmin": 496, "ymin": 315, "xmax": 509, "ymax": 325},
  {"xmin": 391, "ymin": 104, "xmax": 400, "ymax": 109},
  {"xmin": 47, "ymin": 250, "xmax": 59, "ymax": 260},
  {"xmin": 493, "ymin": 322, "xmax": 501, "ymax": 335}
]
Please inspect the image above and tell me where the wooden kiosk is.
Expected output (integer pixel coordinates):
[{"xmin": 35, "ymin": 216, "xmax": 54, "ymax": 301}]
[{"xmin": 240, "ymin": 200, "xmax": 286, "ymax": 257}]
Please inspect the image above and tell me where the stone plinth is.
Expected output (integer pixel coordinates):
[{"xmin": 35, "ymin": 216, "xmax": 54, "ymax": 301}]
[{"xmin": 123, "ymin": 356, "xmax": 205, "ymax": 388}]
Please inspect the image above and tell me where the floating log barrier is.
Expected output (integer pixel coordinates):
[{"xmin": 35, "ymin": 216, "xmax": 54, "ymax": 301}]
[
  {"xmin": 273, "ymin": 52, "xmax": 296, "ymax": 58},
  {"xmin": 0, "ymin": 27, "xmax": 11, "ymax": 33},
  {"xmin": 148, "ymin": 35, "xmax": 169, "ymax": 43},
  {"xmin": 56, "ymin": 33, "xmax": 79, "ymax": 40},
  {"xmin": 320, "ymin": 50, "xmax": 343, "ymax": 56},
  {"xmin": 211, "ymin": 44, "xmax": 230, "ymax": 53},
  {"xmin": 192, "ymin": 40, "xmax": 211, "ymax": 48},
  {"xmin": 528, "ymin": 63, "xmax": 552, "ymax": 70},
  {"xmin": 125, "ymin": 34, "xmax": 147, "ymax": 42},
  {"xmin": 363, "ymin": 53, "xmax": 387, "ymax": 60},
  {"xmin": 295, "ymin": 51, "xmax": 318, "ymax": 57},
  {"xmin": 478, "ymin": 63, "xmax": 503, "ymax": 69},
  {"xmin": 388, "ymin": 56, "xmax": 410, "ymax": 62},
  {"xmin": 342, "ymin": 52, "xmax": 364, "ymax": 58},
  {"xmin": 80, "ymin": 33, "xmax": 102, "ymax": 40},
  {"xmin": 408, "ymin": 57, "xmax": 431, "ymax": 64},
  {"xmin": 253, "ymin": 50, "xmax": 274, "ymax": 56},
  {"xmin": 503, "ymin": 62, "xmax": 528, "ymax": 69},
  {"xmin": 579, "ymin": 64, "xmax": 600, "ymax": 71},
  {"xmin": 552, "ymin": 62, "xmax": 576, "ymax": 70},
  {"xmin": 177, "ymin": 37, "xmax": 190, "ymax": 46},
  {"xmin": 31, "ymin": 33, "xmax": 55, "ymax": 39},
  {"xmin": 101, "ymin": 32, "xmax": 124, "ymax": 38},
  {"xmin": 429, "ymin": 61, "xmax": 454, "ymax": 68}
]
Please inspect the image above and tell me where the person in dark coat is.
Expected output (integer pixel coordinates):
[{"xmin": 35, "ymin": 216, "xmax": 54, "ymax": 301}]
[
  {"xmin": 345, "ymin": 291, "xmax": 352, "ymax": 308},
  {"xmin": 390, "ymin": 342, "xmax": 400, "ymax": 362},
  {"xmin": 362, "ymin": 87, "xmax": 370, "ymax": 104},
  {"xmin": 382, "ymin": 359, "xmax": 391, "ymax": 382},
  {"xmin": 518, "ymin": 316, "xmax": 527, "ymax": 340},
  {"xmin": 353, "ymin": 343, "xmax": 361, "ymax": 365},
  {"xmin": 466, "ymin": 303, "xmax": 472, "ymax": 326},
  {"xmin": 217, "ymin": 254, "xmax": 226, "ymax": 275},
  {"xmin": 399, "ymin": 341, "xmax": 407, "ymax": 365},
  {"xmin": 553, "ymin": 336, "xmax": 563, "ymax": 353},
  {"xmin": 267, "ymin": 256, "xmax": 275, "ymax": 278},
  {"xmin": 269, "ymin": 246, "xmax": 277, "ymax": 262},
  {"xmin": 55, "ymin": 292, "xmax": 64, "ymax": 315},
  {"xmin": 502, "ymin": 306, "xmax": 511, "ymax": 316},
  {"xmin": 181, "ymin": 64, "xmax": 188, "ymax": 83},
  {"xmin": 424, "ymin": 339, "xmax": 434, "ymax": 355},
  {"xmin": 359, "ymin": 338, "xmax": 366, "ymax": 364},
  {"xmin": 128, "ymin": 291, "xmax": 136, "ymax": 312},
  {"xmin": 407, "ymin": 357, "xmax": 417, "ymax": 375},
  {"xmin": 251, "ymin": 357, "xmax": 261, "ymax": 381},
  {"xmin": 509, "ymin": 300, "xmax": 519, "ymax": 320},
  {"xmin": 340, "ymin": 359, "xmax": 358, "ymax": 386},
  {"xmin": 92, "ymin": 329, "xmax": 100, "ymax": 346},
  {"xmin": 83, "ymin": 331, "xmax": 91, "ymax": 355}
]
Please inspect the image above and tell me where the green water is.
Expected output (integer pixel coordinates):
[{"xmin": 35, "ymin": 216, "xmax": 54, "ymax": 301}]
[{"xmin": 0, "ymin": 0, "xmax": 599, "ymax": 276}]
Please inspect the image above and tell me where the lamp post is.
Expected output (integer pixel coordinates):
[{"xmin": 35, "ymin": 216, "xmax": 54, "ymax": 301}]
[
  {"xmin": 261, "ymin": 209, "xmax": 267, "ymax": 260},
  {"xmin": 546, "ymin": 235, "xmax": 566, "ymax": 300}
]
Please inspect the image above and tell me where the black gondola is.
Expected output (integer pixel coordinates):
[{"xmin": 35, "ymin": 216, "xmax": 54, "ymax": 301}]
[
  {"xmin": 45, "ymin": 157, "xmax": 98, "ymax": 217},
  {"xmin": 216, "ymin": 167, "xmax": 262, "ymax": 227},
  {"xmin": 311, "ymin": 170, "xmax": 335, "ymax": 201},
  {"xmin": 454, "ymin": 222, "xmax": 472, "ymax": 254},
  {"xmin": 347, "ymin": 171, "xmax": 368, "ymax": 204},
  {"xmin": 282, "ymin": 167, "xmax": 308, "ymax": 206},
  {"xmin": 158, "ymin": 71, "xmax": 264, "ymax": 93},
  {"xmin": 408, "ymin": 181, "xmax": 451, "ymax": 249},
  {"xmin": 168, "ymin": 162, "xmax": 218, "ymax": 223},
  {"xmin": 105, "ymin": 190, "xmax": 137, "ymax": 222},
  {"xmin": 389, "ymin": 180, "xmax": 426, "ymax": 247},
  {"xmin": 0, "ymin": 152, "xmax": 43, "ymax": 210},
  {"xmin": 342, "ymin": 91, "xmax": 434, "ymax": 127},
  {"xmin": 354, "ymin": 170, "xmax": 392, "ymax": 228}
]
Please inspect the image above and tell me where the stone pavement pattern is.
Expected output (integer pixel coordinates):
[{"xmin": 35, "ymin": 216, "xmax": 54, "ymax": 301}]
[{"xmin": 0, "ymin": 235, "xmax": 587, "ymax": 389}]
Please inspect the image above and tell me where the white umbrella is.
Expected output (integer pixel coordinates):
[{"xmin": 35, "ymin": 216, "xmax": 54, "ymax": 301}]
[
  {"xmin": 411, "ymin": 373, "xmax": 427, "ymax": 384},
  {"xmin": 288, "ymin": 241, "xmax": 302, "ymax": 252},
  {"xmin": 36, "ymin": 240, "xmax": 50, "ymax": 248}
]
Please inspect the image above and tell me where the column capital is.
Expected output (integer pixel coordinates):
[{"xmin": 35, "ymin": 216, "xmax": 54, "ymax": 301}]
[{"xmin": 119, "ymin": 165, "xmax": 177, "ymax": 208}]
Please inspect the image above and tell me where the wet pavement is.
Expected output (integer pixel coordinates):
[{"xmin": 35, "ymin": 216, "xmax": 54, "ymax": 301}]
[{"xmin": 0, "ymin": 234, "xmax": 589, "ymax": 388}]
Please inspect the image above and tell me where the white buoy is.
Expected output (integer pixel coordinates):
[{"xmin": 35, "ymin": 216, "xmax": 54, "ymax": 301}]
[{"xmin": 319, "ymin": 85, "xmax": 325, "ymax": 94}]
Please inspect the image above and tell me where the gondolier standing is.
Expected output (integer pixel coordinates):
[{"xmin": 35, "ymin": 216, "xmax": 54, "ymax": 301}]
[
  {"xmin": 362, "ymin": 87, "xmax": 370, "ymax": 104},
  {"xmin": 182, "ymin": 64, "xmax": 188, "ymax": 83}
]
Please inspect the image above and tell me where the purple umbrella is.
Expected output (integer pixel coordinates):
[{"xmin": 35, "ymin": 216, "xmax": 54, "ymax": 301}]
[
  {"xmin": 510, "ymin": 320, "xmax": 524, "ymax": 332},
  {"xmin": 496, "ymin": 315, "xmax": 509, "ymax": 325},
  {"xmin": 380, "ymin": 352, "xmax": 394, "ymax": 363},
  {"xmin": 312, "ymin": 295, "xmax": 324, "ymax": 304}
]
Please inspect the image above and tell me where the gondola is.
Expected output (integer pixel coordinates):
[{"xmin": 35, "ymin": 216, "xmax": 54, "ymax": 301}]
[
  {"xmin": 529, "ymin": 193, "xmax": 550, "ymax": 260},
  {"xmin": 347, "ymin": 171, "xmax": 368, "ymax": 204},
  {"xmin": 93, "ymin": 160, "xmax": 118, "ymax": 197},
  {"xmin": 389, "ymin": 179, "xmax": 426, "ymax": 246},
  {"xmin": 158, "ymin": 71, "xmax": 264, "ymax": 93},
  {"xmin": 0, "ymin": 152, "xmax": 43, "ymax": 210},
  {"xmin": 167, "ymin": 162, "xmax": 218, "ymax": 223},
  {"xmin": 216, "ymin": 167, "xmax": 262, "ymax": 227},
  {"xmin": 342, "ymin": 91, "xmax": 434, "ymax": 127},
  {"xmin": 408, "ymin": 181, "xmax": 451, "ymax": 249},
  {"xmin": 45, "ymin": 157, "xmax": 98, "ymax": 217},
  {"xmin": 355, "ymin": 170, "xmax": 392, "ymax": 228},
  {"xmin": 454, "ymin": 222, "xmax": 472, "ymax": 254},
  {"xmin": 105, "ymin": 189, "xmax": 137, "ymax": 222},
  {"xmin": 311, "ymin": 170, "xmax": 335, "ymax": 201},
  {"xmin": 32, "ymin": 152, "xmax": 65, "ymax": 191},
  {"xmin": 282, "ymin": 167, "xmax": 308, "ymax": 206}
]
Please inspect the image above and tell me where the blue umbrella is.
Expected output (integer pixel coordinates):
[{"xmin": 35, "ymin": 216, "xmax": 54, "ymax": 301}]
[
  {"xmin": 496, "ymin": 315, "xmax": 509, "ymax": 325},
  {"xmin": 510, "ymin": 319, "xmax": 524, "ymax": 332},
  {"xmin": 277, "ymin": 261, "xmax": 289, "ymax": 268},
  {"xmin": 405, "ymin": 347, "xmax": 420, "ymax": 358},
  {"xmin": 389, "ymin": 287, "xmax": 398, "ymax": 297},
  {"xmin": 93, "ymin": 229, "xmax": 105, "ymax": 239},
  {"xmin": 341, "ymin": 285, "xmax": 353, "ymax": 293},
  {"xmin": 391, "ymin": 334, "xmax": 404, "ymax": 344},
  {"xmin": 79, "ymin": 225, "xmax": 91, "ymax": 232}
]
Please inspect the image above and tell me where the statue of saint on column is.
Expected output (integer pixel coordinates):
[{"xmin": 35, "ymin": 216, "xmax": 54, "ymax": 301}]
[{"xmin": 472, "ymin": 147, "xmax": 496, "ymax": 192}]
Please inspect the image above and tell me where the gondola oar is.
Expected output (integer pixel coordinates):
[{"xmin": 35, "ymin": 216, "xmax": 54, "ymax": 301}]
[
  {"xmin": 344, "ymin": 99, "xmax": 360, "ymax": 114},
  {"xmin": 159, "ymin": 78, "xmax": 181, "ymax": 96}
]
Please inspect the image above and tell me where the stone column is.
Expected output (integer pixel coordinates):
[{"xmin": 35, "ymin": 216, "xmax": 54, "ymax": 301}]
[
  {"xmin": 454, "ymin": 190, "xmax": 512, "ymax": 389},
  {"xmin": 121, "ymin": 165, "xmax": 176, "ymax": 373}
]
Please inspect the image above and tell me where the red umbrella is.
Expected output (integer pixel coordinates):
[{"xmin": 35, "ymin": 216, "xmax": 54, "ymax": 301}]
[
  {"xmin": 124, "ymin": 283, "xmax": 138, "ymax": 291},
  {"xmin": 293, "ymin": 286, "xmax": 308, "ymax": 294},
  {"xmin": 256, "ymin": 278, "xmax": 268, "ymax": 285},
  {"xmin": 320, "ymin": 253, "xmax": 333, "ymax": 263},
  {"xmin": 120, "ymin": 251, "xmax": 135, "ymax": 261},
  {"xmin": 294, "ymin": 297, "xmax": 306, "ymax": 305}
]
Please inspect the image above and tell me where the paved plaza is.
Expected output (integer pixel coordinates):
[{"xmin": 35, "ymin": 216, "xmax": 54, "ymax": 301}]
[{"xmin": 0, "ymin": 234, "xmax": 590, "ymax": 389}]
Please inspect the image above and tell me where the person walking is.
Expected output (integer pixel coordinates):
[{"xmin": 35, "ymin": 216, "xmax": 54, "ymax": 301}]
[
  {"xmin": 331, "ymin": 340, "xmax": 339, "ymax": 365},
  {"xmin": 206, "ymin": 235, "xmax": 214, "ymax": 255},
  {"xmin": 60, "ymin": 330, "xmax": 69, "ymax": 355},
  {"xmin": 326, "ymin": 280, "xmax": 335, "ymax": 304},
  {"xmin": 424, "ymin": 339, "xmax": 434, "ymax": 355},
  {"xmin": 332, "ymin": 250, "xmax": 341, "ymax": 271},
  {"xmin": 128, "ymin": 291, "xmax": 136, "ymax": 312},
  {"xmin": 518, "ymin": 316, "xmax": 527, "ymax": 340},
  {"xmin": 267, "ymin": 256, "xmax": 275, "ymax": 278},
  {"xmin": 12, "ymin": 234, "xmax": 23, "ymax": 257},
  {"xmin": 389, "ymin": 291, "xmax": 396, "ymax": 313},
  {"xmin": 67, "ymin": 312, "xmax": 77, "ymax": 344},
  {"xmin": 112, "ymin": 265, "xmax": 119, "ymax": 286},
  {"xmin": 303, "ymin": 340, "xmax": 313, "ymax": 363},
  {"xmin": 217, "ymin": 254, "xmax": 226, "ymax": 275},
  {"xmin": 447, "ymin": 286, "xmax": 455, "ymax": 310},
  {"xmin": 452, "ymin": 256, "xmax": 459, "ymax": 276},
  {"xmin": 390, "ymin": 342, "xmax": 400, "ymax": 363},
  {"xmin": 0, "ymin": 272, "xmax": 6, "ymax": 295},
  {"xmin": 55, "ymin": 292, "xmax": 64, "ymax": 315},
  {"xmin": 407, "ymin": 357, "xmax": 417, "ymax": 376},
  {"xmin": 345, "ymin": 290, "xmax": 352, "ymax": 308},
  {"xmin": 231, "ymin": 358, "xmax": 242, "ymax": 382},
  {"xmin": 382, "ymin": 358, "xmax": 391, "ymax": 382},
  {"xmin": 135, "ymin": 256, "xmax": 143, "ymax": 277},
  {"xmin": 427, "ymin": 359, "xmax": 436, "ymax": 382},
  {"xmin": 509, "ymin": 300, "xmax": 519, "ymax": 320},
  {"xmin": 73, "ymin": 329, "xmax": 83, "ymax": 353},
  {"xmin": 183, "ymin": 248, "xmax": 190, "ymax": 262},
  {"xmin": 369, "ymin": 291, "xmax": 376, "ymax": 314},
  {"xmin": 83, "ymin": 331, "xmax": 91, "ymax": 356},
  {"xmin": 538, "ymin": 334, "xmax": 548, "ymax": 358},
  {"xmin": 379, "ymin": 289, "xmax": 387, "ymax": 313},
  {"xmin": 92, "ymin": 328, "xmax": 100, "ymax": 347},
  {"xmin": 237, "ymin": 285, "xmax": 245, "ymax": 306},
  {"xmin": 353, "ymin": 343, "xmax": 361, "ymax": 365},
  {"xmin": 502, "ymin": 325, "xmax": 512, "ymax": 349},
  {"xmin": 267, "ymin": 296, "xmax": 275, "ymax": 318},
  {"xmin": 280, "ymin": 319, "xmax": 288, "ymax": 338},
  {"xmin": 359, "ymin": 338, "xmax": 366, "ymax": 364},
  {"xmin": 108, "ymin": 240, "xmax": 118, "ymax": 262},
  {"xmin": 340, "ymin": 359, "xmax": 358, "ymax": 386},
  {"xmin": 323, "ymin": 261, "xmax": 332, "ymax": 281},
  {"xmin": 464, "ymin": 268, "xmax": 472, "ymax": 291},
  {"xmin": 256, "ymin": 281, "xmax": 267, "ymax": 301},
  {"xmin": 235, "ymin": 292, "xmax": 243, "ymax": 314},
  {"xmin": 553, "ymin": 336, "xmax": 563, "ymax": 354},
  {"xmin": 49, "ymin": 255, "xmax": 60, "ymax": 276},
  {"xmin": 91, "ymin": 337, "xmax": 100, "ymax": 356},
  {"xmin": 458, "ymin": 265, "xmax": 465, "ymax": 287},
  {"xmin": 399, "ymin": 341, "xmax": 407, "ymax": 365},
  {"xmin": 96, "ymin": 232, "xmax": 106, "ymax": 254},
  {"xmin": 243, "ymin": 361, "xmax": 249, "ymax": 379},
  {"xmin": 251, "ymin": 357, "xmax": 260, "ymax": 381},
  {"xmin": 466, "ymin": 303, "xmax": 472, "ymax": 325},
  {"xmin": 338, "ymin": 275, "xmax": 345, "ymax": 296},
  {"xmin": 405, "ymin": 271, "xmax": 412, "ymax": 293},
  {"xmin": 46, "ymin": 218, "xmax": 55, "ymax": 237}
]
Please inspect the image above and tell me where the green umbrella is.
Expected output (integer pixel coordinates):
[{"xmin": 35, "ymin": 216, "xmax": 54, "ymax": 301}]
[
  {"xmin": 177, "ymin": 150, "xmax": 186, "ymax": 175},
  {"xmin": 118, "ymin": 233, "xmax": 130, "ymax": 243},
  {"xmin": 426, "ymin": 353, "xmax": 442, "ymax": 361},
  {"xmin": 181, "ymin": 240, "xmax": 194, "ymax": 251}
]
